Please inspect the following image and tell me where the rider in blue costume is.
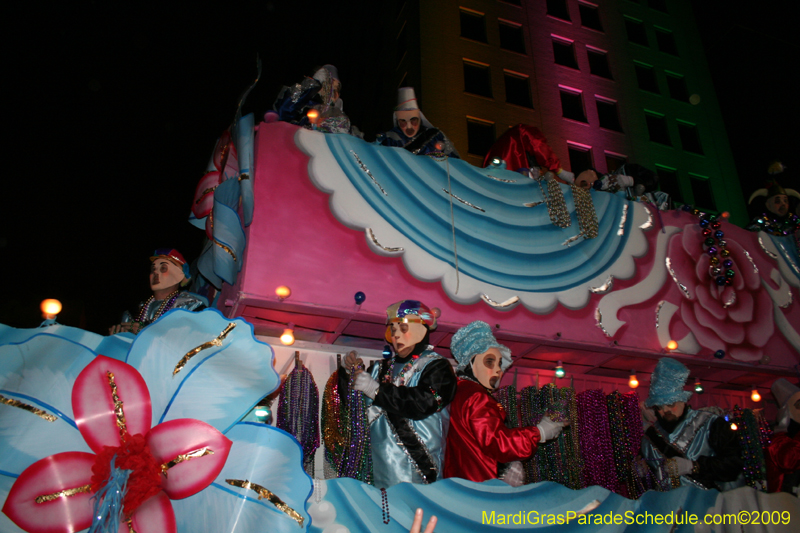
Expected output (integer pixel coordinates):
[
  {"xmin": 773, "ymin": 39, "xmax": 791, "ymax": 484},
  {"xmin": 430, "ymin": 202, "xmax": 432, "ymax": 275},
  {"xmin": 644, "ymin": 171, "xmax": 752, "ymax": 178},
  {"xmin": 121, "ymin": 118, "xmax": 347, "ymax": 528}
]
[
  {"xmin": 641, "ymin": 357, "xmax": 744, "ymax": 491},
  {"xmin": 377, "ymin": 87, "xmax": 459, "ymax": 158},
  {"xmin": 346, "ymin": 300, "xmax": 457, "ymax": 488}
]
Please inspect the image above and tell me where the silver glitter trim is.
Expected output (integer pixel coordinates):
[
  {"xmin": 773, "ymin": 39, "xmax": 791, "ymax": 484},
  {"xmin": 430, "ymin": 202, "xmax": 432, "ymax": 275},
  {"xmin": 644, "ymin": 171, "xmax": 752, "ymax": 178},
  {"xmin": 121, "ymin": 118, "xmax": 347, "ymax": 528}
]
[
  {"xmin": 782, "ymin": 288, "xmax": 793, "ymax": 309},
  {"xmin": 480, "ymin": 294, "xmax": 520, "ymax": 308},
  {"xmin": 758, "ymin": 236, "xmax": 778, "ymax": 259},
  {"xmin": 380, "ymin": 409, "xmax": 438, "ymax": 483},
  {"xmin": 639, "ymin": 205, "xmax": 654, "ymax": 230},
  {"xmin": 666, "ymin": 257, "xmax": 692, "ymax": 299},
  {"xmin": 366, "ymin": 228, "xmax": 404, "ymax": 252},
  {"xmin": 523, "ymin": 201, "xmax": 544, "ymax": 208},
  {"xmin": 595, "ymin": 308, "xmax": 611, "ymax": 337},
  {"xmin": 655, "ymin": 300, "xmax": 665, "ymax": 329},
  {"xmin": 562, "ymin": 234, "xmax": 582, "ymax": 246},
  {"xmin": 486, "ymin": 174, "xmax": 517, "ymax": 183},
  {"xmin": 743, "ymin": 250, "xmax": 759, "ymax": 274},
  {"xmin": 350, "ymin": 150, "xmax": 387, "ymax": 195},
  {"xmin": 441, "ymin": 188, "xmax": 485, "ymax": 212},
  {"xmin": 617, "ymin": 204, "xmax": 629, "ymax": 236},
  {"xmin": 590, "ymin": 275, "xmax": 615, "ymax": 294},
  {"xmin": 722, "ymin": 291, "xmax": 737, "ymax": 309}
]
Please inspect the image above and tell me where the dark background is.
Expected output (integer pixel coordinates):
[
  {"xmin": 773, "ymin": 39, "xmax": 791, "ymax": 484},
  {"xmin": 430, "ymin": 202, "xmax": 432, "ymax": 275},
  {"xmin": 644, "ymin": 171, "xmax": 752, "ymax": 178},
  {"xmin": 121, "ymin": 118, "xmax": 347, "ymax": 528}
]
[{"xmin": 1, "ymin": 1, "xmax": 796, "ymax": 333}]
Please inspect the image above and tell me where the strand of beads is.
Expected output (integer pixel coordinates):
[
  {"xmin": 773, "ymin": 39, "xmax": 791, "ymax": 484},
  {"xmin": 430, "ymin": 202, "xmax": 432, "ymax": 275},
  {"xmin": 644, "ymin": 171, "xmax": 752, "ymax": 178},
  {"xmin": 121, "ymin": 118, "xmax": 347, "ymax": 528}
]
[
  {"xmin": 681, "ymin": 206, "xmax": 736, "ymax": 286},
  {"xmin": 621, "ymin": 392, "xmax": 647, "ymax": 498},
  {"xmin": 562, "ymin": 387, "xmax": 584, "ymax": 490},
  {"xmin": 380, "ymin": 488, "xmax": 390, "ymax": 524},
  {"xmin": 518, "ymin": 386, "xmax": 542, "ymax": 483},
  {"xmin": 577, "ymin": 389, "xmax": 618, "ymax": 491},
  {"xmin": 606, "ymin": 392, "xmax": 632, "ymax": 497},
  {"xmin": 277, "ymin": 364, "xmax": 320, "ymax": 476},
  {"xmin": 340, "ymin": 370, "xmax": 373, "ymax": 484},
  {"xmin": 751, "ymin": 211, "xmax": 800, "ymax": 237},
  {"xmin": 493, "ymin": 385, "xmax": 519, "ymax": 428},
  {"xmin": 321, "ymin": 370, "xmax": 349, "ymax": 477},
  {"xmin": 732, "ymin": 406, "xmax": 768, "ymax": 491}
]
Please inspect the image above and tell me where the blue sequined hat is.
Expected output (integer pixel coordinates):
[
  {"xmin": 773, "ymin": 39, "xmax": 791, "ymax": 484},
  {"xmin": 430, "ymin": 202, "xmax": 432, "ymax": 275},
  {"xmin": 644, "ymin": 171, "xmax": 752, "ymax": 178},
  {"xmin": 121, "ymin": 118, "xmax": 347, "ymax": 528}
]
[
  {"xmin": 450, "ymin": 321, "xmax": 512, "ymax": 372},
  {"xmin": 645, "ymin": 357, "xmax": 693, "ymax": 407}
]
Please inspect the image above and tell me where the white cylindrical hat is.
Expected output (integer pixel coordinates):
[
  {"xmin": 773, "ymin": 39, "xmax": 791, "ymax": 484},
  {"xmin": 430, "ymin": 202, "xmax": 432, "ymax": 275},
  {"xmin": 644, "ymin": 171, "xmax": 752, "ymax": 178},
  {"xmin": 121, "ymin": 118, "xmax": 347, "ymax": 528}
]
[{"xmin": 396, "ymin": 87, "xmax": 419, "ymax": 111}]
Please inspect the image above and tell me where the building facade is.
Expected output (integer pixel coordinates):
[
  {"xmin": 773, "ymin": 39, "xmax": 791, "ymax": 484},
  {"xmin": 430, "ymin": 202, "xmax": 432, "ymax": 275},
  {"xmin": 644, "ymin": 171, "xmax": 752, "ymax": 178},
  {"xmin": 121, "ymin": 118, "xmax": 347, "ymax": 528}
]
[{"xmin": 385, "ymin": 0, "xmax": 747, "ymax": 224}]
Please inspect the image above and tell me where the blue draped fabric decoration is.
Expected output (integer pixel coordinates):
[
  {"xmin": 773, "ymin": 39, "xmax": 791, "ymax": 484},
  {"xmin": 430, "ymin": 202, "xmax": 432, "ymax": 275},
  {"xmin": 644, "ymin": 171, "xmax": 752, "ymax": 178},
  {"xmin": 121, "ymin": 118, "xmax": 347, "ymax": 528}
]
[
  {"xmin": 322, "ymin": 135, "xmax": 634, "ymax": 293},
  {"xmin": 197, "ymin": 177, "xmax": 247, "ymax": 287},
  {"xmin": 235, "ymin": 112, "xmax": 255, "ymax": 227},
  {"xmin": 311, "ymin": 477, "xmax": 721, "ymax": 532},
  {"xmin": 767, "ymin": 233, "xmax": 800, "ymax": 283}
]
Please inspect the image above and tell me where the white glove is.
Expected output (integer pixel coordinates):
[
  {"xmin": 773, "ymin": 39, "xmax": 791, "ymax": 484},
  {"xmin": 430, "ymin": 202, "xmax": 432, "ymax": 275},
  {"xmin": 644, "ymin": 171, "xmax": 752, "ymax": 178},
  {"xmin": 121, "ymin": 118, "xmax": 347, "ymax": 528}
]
[
  {"xmin": 616, "ymin": 173, "xmax": 634, "ymax": 188},
  {"xmin": 557, "ymin": 169, "xmax": 575, "ymax": 183},
  {"xmin": 343, "ymin": 350, "xmax": 363, "ymax": 374},
  {"xmin": 674, "ymin": 457, "xmax": 694, "ymax": 476},
  {"xmin": 536, "ymin": 416, "xmax": 565, "ymax": 443},
  {"xmin": 500, "ymin": 461, "xmax": 525, "ymax": 487},
  {"xmin": 354, "ymin": 372, "xmax": 379, "ymax": 399}
]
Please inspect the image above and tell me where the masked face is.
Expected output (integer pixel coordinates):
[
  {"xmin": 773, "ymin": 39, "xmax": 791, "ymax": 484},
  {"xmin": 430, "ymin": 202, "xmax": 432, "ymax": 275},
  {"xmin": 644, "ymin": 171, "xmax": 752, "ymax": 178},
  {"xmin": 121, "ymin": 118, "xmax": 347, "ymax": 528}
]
[
  {"xmin": 766, "ymin": 194, "xmax": 789, "ymax": 217},
  {"xmin": 389, "ymin": 319, "xmax": 427, "ymax": 357},
  {"xmin": 471, "ymin": 347, "xmax": 504, "ymax": 389},
  {"xmin": 575, "ymin": 169, "xmax": 598, "ymax": 190},
  {"xmin": 654, "ymin": 401, "xmax": 686, "ymax": 422},
  {"xmin": 149, "ymin": 258, "xmax": 185, "ymax": 293},
  {"xmin": 396, "ymin": 109, "xmax": 421, "ymax": 138}
]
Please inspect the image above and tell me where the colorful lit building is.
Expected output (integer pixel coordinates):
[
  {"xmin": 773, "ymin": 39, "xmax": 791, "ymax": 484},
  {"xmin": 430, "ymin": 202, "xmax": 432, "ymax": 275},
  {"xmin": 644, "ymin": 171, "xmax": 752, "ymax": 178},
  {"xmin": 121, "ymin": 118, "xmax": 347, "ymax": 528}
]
[{"xmin": 382, "ymin": 0, "xmax": 748, "ymax": 225}]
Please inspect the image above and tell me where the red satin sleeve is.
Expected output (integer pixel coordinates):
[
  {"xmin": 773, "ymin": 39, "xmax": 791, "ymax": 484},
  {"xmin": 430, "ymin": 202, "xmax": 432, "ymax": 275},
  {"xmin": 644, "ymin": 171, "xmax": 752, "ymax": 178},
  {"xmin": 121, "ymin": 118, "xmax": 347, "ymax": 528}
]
[
  {"xmin": 766, "ymin": 432, "xmax": 800, "ymax": 492},
  {"xmin": 482, "ymin": 124, "xmax": 562, "ymax": 173},
  {"xmin": 444, "ymin": 380, "xmax": 540, "ymax": 482}
]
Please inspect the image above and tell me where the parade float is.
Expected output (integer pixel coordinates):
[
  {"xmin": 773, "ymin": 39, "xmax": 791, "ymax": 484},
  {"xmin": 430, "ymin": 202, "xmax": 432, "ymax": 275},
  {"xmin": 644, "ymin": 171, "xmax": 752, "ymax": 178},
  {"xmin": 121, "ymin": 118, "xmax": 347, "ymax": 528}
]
[{"xmin": 2, "ymin": 108, "xmax": 799, "ymax": 532}]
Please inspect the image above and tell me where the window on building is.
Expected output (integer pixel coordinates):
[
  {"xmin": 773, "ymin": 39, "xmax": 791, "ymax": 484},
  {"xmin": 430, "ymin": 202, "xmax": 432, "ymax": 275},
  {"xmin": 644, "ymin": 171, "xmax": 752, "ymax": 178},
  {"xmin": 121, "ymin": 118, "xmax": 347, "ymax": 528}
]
[
  {"xmin": 656, "ymin": 165, "xmax": 683, "ymax": 204},
  {"xmin": 596, "ymin": 98, "xmax": 623, "ymax": 132},
  {"xmin": 579, "ymin": 3, "xmax": 603, "ymax": 32},
  {"xmin": 463, "ymin": 60, "xmax": 492, "ymax": 98},
  {"xmin": 553, "ymin": 38, "xmax": 579, "ymax": 69},
  {"xmin": 467, "ymin": 117, "xmax": 496, "ymax": 156},
  {"xmin": 655, "ymin": 27, "xmax": 679, "ymax": 55},
  {"xmin": 605, "ymin": 152, "xmax": 627, "ymax": 174},
  {"xmin": 678, "ymin": 121, "xmax": 703, "ymax": 154},
  {"xmin": 649, "ymin": 0, "xmax": 668, "ymax": 13},
  {"xmin": 666, "ymin": 72, "xmax": 689, "ymax": 102},
  {"xmin": 568, "ymin": 143, "xmax": 594, "ymax": 174},
  {"xmin": 547, "ymin": 0, "xmax": 571, "ymax": 21},
  {"xmin": 625, "ymin": 17, "xmax": 648, "ymax": 46},
  {"xmin": 499, "ymin": 21, "xmax": 526, "ymax": 53},
  {"xmin": 560, "ymin": 89, "xmax": 587, "ymax": 123},
  {"xmin": 587, "ymin": 48, "xmax": 612, "ymax": 79},
  {"xmin": 634, "ymin": 62, "xmax": 659, "ymax": 93},
  {"xmin": 690, "ymin": 173, "xmax": 716, "ymax": 211},
  {"xmin": 504, "ymin": 72, "xmax": 533, "ymax": 108},
  {"xmin": 460, "ymin": 9, "xmax": 487, "ymax": 42},
  {"xmin": 645, "ymin": 111, "xmax": 671, "ymax": 145}
]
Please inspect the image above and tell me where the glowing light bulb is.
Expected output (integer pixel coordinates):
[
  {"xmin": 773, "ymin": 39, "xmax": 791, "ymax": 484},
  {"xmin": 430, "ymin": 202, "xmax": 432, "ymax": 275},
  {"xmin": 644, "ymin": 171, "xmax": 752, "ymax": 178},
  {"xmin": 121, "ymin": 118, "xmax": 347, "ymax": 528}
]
[
  {"xmin": 254, "ymin": 408, "xmax": 268, "ymax": 417},
  {"xmin": 280, "ymin": 324, "xmax": 295, "ymax": 346},
  {"xmin": 40, "ymin": 299, "xmax": 62, "ymax": 318},
  {"xmin": 694, "ymin": 380, "xmax": 704, "ymax": 394},
  {"xmin": 275, "ymin": 286, "xmax": 291, "ymax": 299},
  {"xmin": 751, "ymin": 389, "xmax": 761, "ymax": 402},
  {"xmin": 629, "ymin": 372, "xmax": 639, "ymax": 389},
  {"xmin": 307, "ymin": 109, "xmax": 319, "ymax": 124},
  {"xmin": 730, "ymin": 422, "xmax": 738, "ymax": 431},
  {"xmin": 720, "ymin": 212, "xmax": 730, "ymax": 219},
  {"xmin": 554, "ymin": 361, "xmax": 565, "ymax": 379},
  {"xmin": 666, "ymin": 340, "xmax": 678, "ymax": 351}
]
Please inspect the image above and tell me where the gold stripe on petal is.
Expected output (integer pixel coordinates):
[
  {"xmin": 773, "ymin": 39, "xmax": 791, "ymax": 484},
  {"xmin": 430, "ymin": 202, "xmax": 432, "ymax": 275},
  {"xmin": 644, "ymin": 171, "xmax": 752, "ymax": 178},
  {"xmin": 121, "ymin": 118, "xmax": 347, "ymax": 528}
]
[
  {"xmin": 0, "ymin": 394, "xmax": 58, "ymax": 422},
  {"xmin": 173, "ymin": 323, "xmax": 237, "ymax": 376},
  {"xmin": 127, "ymin": 518, "xmax": 137, "ymax": 533},
  {"xmin": 107, "ymin": 371, "xmax": 128, "ymax": 441},
  {"xmin": 226, "ymin": 479, "xmax": 304, "ymax": 527},
  {"xmin": 36, "ymin": 484, "xmax": 92, "ymax": 504},
  {"xmin": 161, "ymin": 447, "xmax": 215, "ymax": 475},
  {"xmin": 213, "ymin": 239, "xmax": 237, "ymax": 262}
]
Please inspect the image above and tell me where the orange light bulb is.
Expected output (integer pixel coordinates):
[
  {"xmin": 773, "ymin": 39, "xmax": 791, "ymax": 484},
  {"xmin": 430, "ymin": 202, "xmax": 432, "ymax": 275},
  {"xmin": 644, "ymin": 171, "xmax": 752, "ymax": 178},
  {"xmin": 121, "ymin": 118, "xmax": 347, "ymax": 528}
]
[
  {"xmin": 307, "ymin": 109, "xmax": 319, "ymax": 124},
  {"xmin": 275, "ymin": 286, "xmax": 291, "ymax": 299},
  {"xmin": 666, "ymin": 340, "xmax": 678, "ymax": 351},
  {"xmin": 40, "ymin": 299, "xmax": 62, "ymax": 318},
  {"xmin": 751, "ymin": 389, "xmax": 761, "ymax": 402},
  {"xmin": 280, "ymin": 328, "xmax": 295, "ymax": 346}
]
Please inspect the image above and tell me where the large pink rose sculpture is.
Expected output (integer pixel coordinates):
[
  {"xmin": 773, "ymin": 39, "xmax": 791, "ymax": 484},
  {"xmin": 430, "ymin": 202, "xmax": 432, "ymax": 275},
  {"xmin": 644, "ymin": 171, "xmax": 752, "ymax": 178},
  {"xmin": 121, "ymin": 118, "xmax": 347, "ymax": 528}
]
[{"xmin": 666, "ymin": 224, "xmax": 774, "ymax": 361}]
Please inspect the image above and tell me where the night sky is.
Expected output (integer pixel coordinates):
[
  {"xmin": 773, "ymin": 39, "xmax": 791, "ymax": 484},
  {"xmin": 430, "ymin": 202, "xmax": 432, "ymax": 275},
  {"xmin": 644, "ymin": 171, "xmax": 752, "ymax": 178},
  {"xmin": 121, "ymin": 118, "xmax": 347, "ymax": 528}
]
[{"xmin": 2, "ymin": 1, "xmax": 796, "ymax": 334}]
